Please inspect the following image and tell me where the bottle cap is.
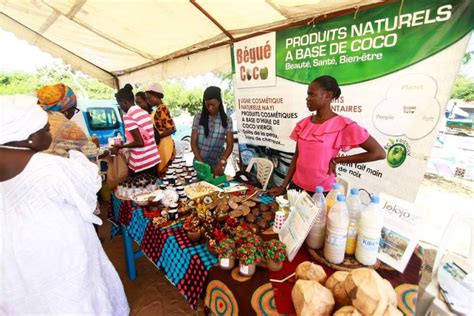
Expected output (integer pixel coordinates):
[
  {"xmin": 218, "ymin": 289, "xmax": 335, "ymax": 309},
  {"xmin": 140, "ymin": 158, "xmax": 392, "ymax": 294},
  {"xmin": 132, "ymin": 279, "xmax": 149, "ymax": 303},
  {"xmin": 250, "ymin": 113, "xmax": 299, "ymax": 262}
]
[
  {"xmin": 332, "ymin": 182, "xmax": 340, "ymax": 189},
  {"xmin": 350, "ymin": 188, "xmax": 359, "ymax": 195},
  {"xmin": 316, "ymin": 186, "xmax": 324, "ymax": 193},
  {"xmin": 336, "ymin": 194, "xmax": 345, "ymax": 202},
  {"xmin": 371, "ymin": 195, "xmax": 380, "ymax": 203}
]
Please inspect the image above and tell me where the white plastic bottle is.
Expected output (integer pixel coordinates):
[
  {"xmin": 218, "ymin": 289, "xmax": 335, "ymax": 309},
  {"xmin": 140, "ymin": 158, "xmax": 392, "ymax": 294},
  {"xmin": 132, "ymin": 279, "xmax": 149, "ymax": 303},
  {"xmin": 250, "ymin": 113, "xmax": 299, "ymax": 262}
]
[
  {"xmin": 345, "ymin": 188, "xmax": 362, "ymax": 255},
  {"xmin": 115, "ymin": 132, "xmax": 123, "ymax": 145},
  {"xmin": 355, "ymin": 195, "xmax": 384, "ymax": 266},
  {"xmin": 326, "ymin": 182, "xmax": 343, "ymax": 214},
  {"xmin": 324, "ymin": 194, "xmax": 349, "ymax": 264},
  {"xmin": 306, "ymin": 186, "xmax": 327, "ymax": 250}
]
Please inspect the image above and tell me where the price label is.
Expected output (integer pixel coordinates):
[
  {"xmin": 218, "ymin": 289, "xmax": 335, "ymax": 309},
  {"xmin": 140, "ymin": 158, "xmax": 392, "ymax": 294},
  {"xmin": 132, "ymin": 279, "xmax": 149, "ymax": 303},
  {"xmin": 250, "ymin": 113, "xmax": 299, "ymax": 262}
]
[
  {"xmin": 240, "ymin": 264, "xmax": 249, "ymax": 274},
  {"xmin": 221, "ymin": 258, "xmax": 229, "ymax": 267}
]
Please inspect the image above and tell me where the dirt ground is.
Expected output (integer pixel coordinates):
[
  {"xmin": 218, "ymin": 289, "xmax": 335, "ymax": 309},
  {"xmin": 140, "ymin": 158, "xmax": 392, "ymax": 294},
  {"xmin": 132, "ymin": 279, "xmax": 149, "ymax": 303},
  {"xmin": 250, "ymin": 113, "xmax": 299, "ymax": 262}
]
[{"xmin": 98, "ymin": 212, "xmax": 202, "ymax": 316}]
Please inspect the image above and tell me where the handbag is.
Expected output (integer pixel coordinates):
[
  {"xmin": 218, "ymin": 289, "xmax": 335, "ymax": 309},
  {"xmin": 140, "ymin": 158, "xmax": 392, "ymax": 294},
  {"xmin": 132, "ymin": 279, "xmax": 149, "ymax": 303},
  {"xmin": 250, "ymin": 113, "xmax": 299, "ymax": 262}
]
[
  {"xmin": 233, "ymin": 170, "xmax": 262, "ymax": 189},
  {"xmin": 105, "ymin": 152, "xmax": 129, "ymax": 189}
]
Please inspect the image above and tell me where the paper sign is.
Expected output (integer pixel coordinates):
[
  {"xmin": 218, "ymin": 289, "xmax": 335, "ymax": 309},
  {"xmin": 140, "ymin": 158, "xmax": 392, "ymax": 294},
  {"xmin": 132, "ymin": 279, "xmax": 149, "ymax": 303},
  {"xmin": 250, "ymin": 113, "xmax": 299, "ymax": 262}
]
[
  {"xmin": 378, "ymin": 193, "xmax": 422, "ymax": 272},
  {"xmin": 278, "ymin": 191, "xmax": 320, "ymax": 262},
  {"xmin": 221, "ymin": 258, "xmax": 229, "ymax": 267}
]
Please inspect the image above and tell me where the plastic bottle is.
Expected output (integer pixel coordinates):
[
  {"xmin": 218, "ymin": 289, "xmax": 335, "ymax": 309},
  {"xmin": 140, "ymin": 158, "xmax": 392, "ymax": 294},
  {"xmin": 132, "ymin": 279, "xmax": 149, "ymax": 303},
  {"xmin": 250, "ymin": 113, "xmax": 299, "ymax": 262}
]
[
  {"xmin": 324, "ymin": 194, "xmax": 349, "ymax": 264},
  {"xmin": 276, "ymin": 197, "xmax": 290, "ymax": 216},
  {"xmin": 345, "ymin": 188, "xmax": 362, "ymax": 255},
  {"xmin": 355, "ymin": 195, "xmax": 384, "ymax": 266},
  {"xmin": 108, "ymin": 137, "xmax": 115, "ymax": 147},
  {"xmin": 115, "ymin": 132, "xmax": 123, "ymax": 145},
  {"xmin": 306, "ymin": 186, "xmax": 327, "ymax": 249},
  {"xmin": 326, "ymin": 182, "xmax": 343, "ymax": 214}
]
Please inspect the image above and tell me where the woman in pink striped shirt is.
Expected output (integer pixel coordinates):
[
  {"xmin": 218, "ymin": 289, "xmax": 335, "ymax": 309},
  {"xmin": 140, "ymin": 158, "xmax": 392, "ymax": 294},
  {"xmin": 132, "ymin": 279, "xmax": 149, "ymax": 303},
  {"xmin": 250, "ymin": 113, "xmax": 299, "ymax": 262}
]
[{"xmin": 111, "ymin": 84, "xmax": 160, "ymax": 175}]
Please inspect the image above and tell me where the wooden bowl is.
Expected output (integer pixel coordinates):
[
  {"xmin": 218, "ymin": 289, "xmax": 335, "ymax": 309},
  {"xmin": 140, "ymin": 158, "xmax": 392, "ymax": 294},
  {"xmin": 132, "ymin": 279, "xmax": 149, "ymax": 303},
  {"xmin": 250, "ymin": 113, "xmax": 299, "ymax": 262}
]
[
  {"xmin": 216, "ymin": 213, "xmax": 228, "ymax": 223},
  {"xmin": 187, "ymin": 228, "xmax": 202, "ymax": 242}
]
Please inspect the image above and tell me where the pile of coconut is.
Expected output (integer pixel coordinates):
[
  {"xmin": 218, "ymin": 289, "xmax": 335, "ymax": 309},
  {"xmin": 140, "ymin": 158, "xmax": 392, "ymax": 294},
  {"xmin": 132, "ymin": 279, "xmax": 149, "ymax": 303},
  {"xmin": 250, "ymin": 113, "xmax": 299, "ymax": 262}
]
[{"xmin": 292, "ymin": 261, "xmax": 402, "ymax": 316}]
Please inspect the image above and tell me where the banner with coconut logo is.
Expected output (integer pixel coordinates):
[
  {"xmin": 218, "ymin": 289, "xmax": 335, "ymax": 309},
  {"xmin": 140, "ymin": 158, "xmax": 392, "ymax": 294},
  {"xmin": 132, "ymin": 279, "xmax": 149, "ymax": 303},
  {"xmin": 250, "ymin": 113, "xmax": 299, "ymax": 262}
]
[{"xmin": 232, "ymin": 0, "xmax": 473, "ymax": 202}]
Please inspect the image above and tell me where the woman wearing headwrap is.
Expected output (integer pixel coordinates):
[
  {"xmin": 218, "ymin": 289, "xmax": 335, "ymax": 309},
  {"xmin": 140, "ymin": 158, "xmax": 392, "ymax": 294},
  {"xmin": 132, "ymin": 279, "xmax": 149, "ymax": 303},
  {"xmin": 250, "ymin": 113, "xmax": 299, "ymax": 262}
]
[
  {"xmin": 37, "ymin": 83, "xmax": 97, "ymax": 158},
  {"xmin": 146, "ymin": 83, "xmax": 176, "ymax": 175},
  {"xmin": 0, "ymin": 95, "xmax": 129, "ymax": 315},
  {"xmin": 191, "ymin": 86, "xmax": 233, "ymax": 176}
]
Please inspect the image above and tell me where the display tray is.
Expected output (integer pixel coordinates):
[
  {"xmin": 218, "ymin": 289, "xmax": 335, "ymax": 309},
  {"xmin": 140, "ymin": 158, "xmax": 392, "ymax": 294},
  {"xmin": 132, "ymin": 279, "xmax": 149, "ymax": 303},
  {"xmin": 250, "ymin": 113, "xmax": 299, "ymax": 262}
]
[
  {"xmin": 184, "ymin": 181, "xmax": 223, "ymax": 199},
  {"xmin": 114, "ymin": 192, "xmax": 131, "ymax": 201},
  {"xmin": 132, "ymin": 190, "xmax": 164, "ymax": 205},
  {"xmin": 308, "ymin": 248, "xmax": 381, "ymax": 272}
]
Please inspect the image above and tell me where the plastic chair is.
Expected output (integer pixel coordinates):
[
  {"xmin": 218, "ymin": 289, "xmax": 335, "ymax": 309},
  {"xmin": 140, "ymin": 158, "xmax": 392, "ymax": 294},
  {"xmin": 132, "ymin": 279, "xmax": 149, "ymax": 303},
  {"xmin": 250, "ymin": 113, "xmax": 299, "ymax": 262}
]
[
  {"xmin": 416, "ymin": 209, "xmax": 474, "ymax": 315},
  {"xmin": 245, "ymin": 158, "xmax": 274, "ymax": 190}
]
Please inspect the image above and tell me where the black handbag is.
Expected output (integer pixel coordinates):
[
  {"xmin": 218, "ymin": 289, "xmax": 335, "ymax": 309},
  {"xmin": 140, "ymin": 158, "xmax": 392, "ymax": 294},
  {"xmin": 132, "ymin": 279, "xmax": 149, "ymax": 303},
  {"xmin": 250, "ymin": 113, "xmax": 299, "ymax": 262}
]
[{"xmin": 233, "ymin": 170, "xmax": 262, "ymax": 189}]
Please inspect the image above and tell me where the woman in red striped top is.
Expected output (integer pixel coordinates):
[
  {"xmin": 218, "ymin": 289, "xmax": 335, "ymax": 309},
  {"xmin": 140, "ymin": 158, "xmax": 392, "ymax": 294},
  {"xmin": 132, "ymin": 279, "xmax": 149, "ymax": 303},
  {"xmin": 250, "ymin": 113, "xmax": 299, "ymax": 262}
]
[{"xmin": 111, "ymin": 84, "xmax": 160, "ymax": 174}]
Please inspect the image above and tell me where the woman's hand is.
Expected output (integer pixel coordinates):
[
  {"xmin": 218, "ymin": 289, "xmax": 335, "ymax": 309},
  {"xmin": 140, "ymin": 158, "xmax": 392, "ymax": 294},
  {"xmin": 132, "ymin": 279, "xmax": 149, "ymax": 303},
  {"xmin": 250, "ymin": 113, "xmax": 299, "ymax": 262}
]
[
  {"xmin": 213, "ymin": 160, "xmax": 226, "ymax": 177},
  {"xmin": 98, "ymin": 150, "xmax": 110, "ymax": 160},
  {"xmin": 110, "ymin": 145, "xmax": 121, "ymax": 155},
  {"xmin": 268, "ymin": 186, "xmax": 286, "ymax": 197}
]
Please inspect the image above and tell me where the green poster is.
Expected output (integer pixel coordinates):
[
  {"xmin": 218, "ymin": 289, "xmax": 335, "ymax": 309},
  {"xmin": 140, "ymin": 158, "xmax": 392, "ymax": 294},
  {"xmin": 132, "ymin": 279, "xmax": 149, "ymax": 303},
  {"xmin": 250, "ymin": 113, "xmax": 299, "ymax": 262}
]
[{"xmin": 276, "ymin": 0, "xmax": 473, "ymax": 85}]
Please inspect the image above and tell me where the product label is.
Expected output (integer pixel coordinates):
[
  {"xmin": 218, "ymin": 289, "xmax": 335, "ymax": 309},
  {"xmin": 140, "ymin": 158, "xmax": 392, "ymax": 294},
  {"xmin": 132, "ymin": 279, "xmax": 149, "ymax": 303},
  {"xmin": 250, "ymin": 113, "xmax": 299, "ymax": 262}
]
[
  {"xmin": 326, "ymin": 232, "xmax": 347, "ymax": 248},
  {"xmin": 240, "ymin": 264, "xmax": 249, "ymax": 274},
  {"xmin": 221, "ymin": 258, "xmax": 229, "ymax": 267},
  {"xmin": 358, "ymin": 236, "xmax": 380, "ymax": 251}
]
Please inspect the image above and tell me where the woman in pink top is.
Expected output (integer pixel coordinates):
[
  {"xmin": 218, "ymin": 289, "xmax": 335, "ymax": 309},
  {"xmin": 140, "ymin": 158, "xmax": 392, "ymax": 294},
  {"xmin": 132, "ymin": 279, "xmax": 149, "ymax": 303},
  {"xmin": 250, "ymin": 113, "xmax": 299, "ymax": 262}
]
[
  {"xmin": 270, "ymin": 76, "xmax": 385, "ymax": 195},
  {"xmin": 110, "ymin": 84, "xmax": 160, "ymax": 175}
]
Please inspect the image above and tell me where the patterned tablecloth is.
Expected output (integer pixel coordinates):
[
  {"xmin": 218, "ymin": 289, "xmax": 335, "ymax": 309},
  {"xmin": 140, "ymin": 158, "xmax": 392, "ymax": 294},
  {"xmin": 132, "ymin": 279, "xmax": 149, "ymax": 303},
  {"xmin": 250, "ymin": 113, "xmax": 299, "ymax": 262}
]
[
  {"xmin": 111, "ymin": 191, "xmax": 423, "ymax": 315},
  {"xmin": 109, "ymin": 194, "xmax": 217, "ymax": 310}
]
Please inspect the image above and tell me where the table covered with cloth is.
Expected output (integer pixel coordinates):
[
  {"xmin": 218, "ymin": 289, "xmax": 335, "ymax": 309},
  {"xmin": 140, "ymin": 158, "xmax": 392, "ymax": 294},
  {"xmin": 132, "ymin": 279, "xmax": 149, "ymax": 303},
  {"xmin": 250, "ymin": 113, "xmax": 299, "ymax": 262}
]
[
  {"xmin": 204, "ymin": 245, "xmax": 424, "ymax": 315},
  {"xmin": 110, "ymin": 192, "xmax": 423, "ymax": 315},
  {"xmin": 109, "ymin": 194, "xmax": 217, "ymax": 310}
]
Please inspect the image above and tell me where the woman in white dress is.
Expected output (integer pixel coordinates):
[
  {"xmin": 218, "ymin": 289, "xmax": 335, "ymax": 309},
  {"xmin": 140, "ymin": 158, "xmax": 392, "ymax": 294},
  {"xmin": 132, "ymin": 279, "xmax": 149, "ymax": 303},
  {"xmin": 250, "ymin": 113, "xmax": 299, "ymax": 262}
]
[{"xmin": 0, "ymin": 95, "xmax": 129, "ymax": 315}]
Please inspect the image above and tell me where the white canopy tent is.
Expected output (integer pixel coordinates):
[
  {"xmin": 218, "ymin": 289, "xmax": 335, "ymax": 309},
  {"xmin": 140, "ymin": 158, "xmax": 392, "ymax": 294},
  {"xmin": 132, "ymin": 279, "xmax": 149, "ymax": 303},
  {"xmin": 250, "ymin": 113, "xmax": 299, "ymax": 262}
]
[{"xmin": 0, "ymin": 0, "xmax": 385, "ymax": 87}]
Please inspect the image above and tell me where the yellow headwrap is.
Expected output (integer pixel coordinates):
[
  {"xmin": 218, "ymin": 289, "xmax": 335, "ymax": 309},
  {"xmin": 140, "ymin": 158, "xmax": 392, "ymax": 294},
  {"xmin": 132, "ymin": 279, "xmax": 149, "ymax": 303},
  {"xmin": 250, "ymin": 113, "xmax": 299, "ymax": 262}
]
[{"xmin": 37, "ymin": 83, "xmax": 77, "ymax": 112}]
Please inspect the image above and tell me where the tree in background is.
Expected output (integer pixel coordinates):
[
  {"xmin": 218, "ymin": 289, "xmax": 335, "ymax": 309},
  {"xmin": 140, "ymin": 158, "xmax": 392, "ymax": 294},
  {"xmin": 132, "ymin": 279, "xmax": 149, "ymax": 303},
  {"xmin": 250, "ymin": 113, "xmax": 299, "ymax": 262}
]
[
  {"xmin": 451, "ymin": 74, "xmax": 474, "ymax": 102},
  {"xmin": 160, "ymin": 81, "xmax": 203, "ymax": 116},
  {"xmin": 0, "ymin": 60, "xmax": 115, "ymax": 99},
  {"xmin": 0, "ymin": 60, "xmax": 236, "ymax": 114},
  {"xmin": 135, "ymin": 72, "xmax": 235, "ymax": 116},
  {"xmin": 0, "ymin": 71, "xmax": 37, "ymax": 95}
]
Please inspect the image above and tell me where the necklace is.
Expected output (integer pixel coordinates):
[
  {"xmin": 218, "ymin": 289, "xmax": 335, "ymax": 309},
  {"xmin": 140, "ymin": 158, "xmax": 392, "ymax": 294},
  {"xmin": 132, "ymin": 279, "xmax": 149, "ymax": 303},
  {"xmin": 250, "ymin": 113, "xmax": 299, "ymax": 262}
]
[{"xmin": 0, "ymin": 145, "xmax": 32, "ymax": 151}]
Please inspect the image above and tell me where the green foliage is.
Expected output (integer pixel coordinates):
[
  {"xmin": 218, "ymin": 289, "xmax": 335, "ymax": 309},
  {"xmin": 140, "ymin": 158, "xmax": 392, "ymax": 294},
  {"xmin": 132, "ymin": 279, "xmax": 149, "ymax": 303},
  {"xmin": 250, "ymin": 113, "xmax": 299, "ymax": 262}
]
[
  {"xmin": 0, "ymin": 61, "xmax": 235, "ymax": 113},
  {"xmin": 162, "ymin": 81, "xmax": 203, "ymax": 116},
  {"xmin": 0, "ymin": 61, "xmax": 114, "ymax": 99},
  {"xmin": 451, "ymin": 74, "xmax": 474, "ymax": 102},
  {"xmin": 161, "ymin": 72, "xmax": 236, "ymax": 116},
  {"xmin": 0, "ymin": 71, "xmax": 38, "ymax": 95}
]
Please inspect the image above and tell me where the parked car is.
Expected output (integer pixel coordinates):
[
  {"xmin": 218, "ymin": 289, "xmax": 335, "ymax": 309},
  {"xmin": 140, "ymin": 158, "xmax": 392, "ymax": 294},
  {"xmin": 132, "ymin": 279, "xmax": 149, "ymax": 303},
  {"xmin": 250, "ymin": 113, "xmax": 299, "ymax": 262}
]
[{"xmin": 72, "ymin": 99, "xmax": 125, "ymax": 145}]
